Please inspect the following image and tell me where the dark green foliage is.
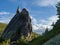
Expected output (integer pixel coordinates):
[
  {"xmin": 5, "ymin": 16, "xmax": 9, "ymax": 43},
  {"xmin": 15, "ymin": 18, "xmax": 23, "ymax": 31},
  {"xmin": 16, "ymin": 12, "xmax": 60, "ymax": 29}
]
[
  {"xmin": 0, "ymin": 37, "xmax": 5, "ymax": 43},
  {"xmin": 51, "ymin": 22, "xmax": 55, "ymax": 26},
  {"xmin": 43, "ymin": 28, "xmax": 49, "ymax": 35},
  {"xmin": 56, "ymin": 2, "xmax": 60, "ymax": 17},
  {"xmin": 17, "ymin": 39, "xmax": 28, "ymax": 45},
  {"xmin": 29, "ymin": 27, "xmax": 60, "ymax": 45}
]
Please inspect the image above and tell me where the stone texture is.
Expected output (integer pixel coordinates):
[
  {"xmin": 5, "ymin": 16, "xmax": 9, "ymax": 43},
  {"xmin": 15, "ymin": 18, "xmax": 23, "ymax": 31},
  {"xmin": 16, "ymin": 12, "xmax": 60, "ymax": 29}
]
[{"xmin": 1, "ymin": 7, "xmax": 32, "ymax": 41}]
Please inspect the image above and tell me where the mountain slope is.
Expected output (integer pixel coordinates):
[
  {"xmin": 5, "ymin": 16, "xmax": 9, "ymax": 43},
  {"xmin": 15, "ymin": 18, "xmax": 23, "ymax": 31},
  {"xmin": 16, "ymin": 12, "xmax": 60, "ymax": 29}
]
[
  {"xmin": 0, "ymin": 23, "xmax": 7, "ymax": 36},
  {"xmin": 43, "ymin": 34, "xmax": 60, "ymax": 45}
]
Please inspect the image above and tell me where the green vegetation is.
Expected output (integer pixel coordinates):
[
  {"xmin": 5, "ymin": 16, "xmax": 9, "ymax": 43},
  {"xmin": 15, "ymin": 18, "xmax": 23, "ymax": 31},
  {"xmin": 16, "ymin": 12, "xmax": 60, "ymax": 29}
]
[
  {"xmin": 0, "ymin": 23, "xmax": 7, "ymax": 37},
  {"xmin": 29, "ymin": 27, "xmax": 60, "ymax": 45}
]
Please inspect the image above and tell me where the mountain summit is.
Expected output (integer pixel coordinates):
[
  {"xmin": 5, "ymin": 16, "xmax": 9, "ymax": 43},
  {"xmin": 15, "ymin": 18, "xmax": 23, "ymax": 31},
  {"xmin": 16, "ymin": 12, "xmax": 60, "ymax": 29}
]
[
  {"xmin": 1, "ymin": 7, "xmax": 32, "ymax": 45},
  {"xmin": 17, "ymin": 6, "xmax": 20, "ymax": 13}
]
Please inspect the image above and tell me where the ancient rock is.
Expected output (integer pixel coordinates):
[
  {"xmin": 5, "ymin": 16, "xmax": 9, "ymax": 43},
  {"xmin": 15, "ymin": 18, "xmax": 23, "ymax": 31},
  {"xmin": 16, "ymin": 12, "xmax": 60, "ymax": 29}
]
[{"xmin": 1, "ymin": 7, "xmax": 32, "ymax": 40}]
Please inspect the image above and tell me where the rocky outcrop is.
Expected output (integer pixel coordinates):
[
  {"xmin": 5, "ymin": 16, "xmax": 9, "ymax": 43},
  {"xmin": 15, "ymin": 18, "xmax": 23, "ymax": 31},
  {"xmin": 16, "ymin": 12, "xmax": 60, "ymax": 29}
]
[{"xmin": 1, "ymin": 7, "xmax": 32, "ymax": 40}]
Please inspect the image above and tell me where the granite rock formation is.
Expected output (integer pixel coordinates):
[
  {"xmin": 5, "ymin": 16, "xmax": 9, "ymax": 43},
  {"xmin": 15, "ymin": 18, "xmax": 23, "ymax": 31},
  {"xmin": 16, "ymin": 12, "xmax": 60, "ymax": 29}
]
[{"xmin": 1, "ymin": 7, "xmax": 32, "ymax": 42}]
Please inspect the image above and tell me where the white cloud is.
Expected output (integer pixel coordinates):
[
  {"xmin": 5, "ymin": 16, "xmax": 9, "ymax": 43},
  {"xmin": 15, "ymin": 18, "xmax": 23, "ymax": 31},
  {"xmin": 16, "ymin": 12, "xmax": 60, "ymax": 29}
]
[
  {"xmin": 0, "ymin": 12, "xmax": 10, "ymax": 15},
  {"xmin": 34, "ymin": 0, "xmax": 60, "ymax": 7},
  {"xmin": 48, "ymin": 15, "xmax": 59, "ymax": 25},
  {"xmin": 0, "ymin": 19, "xmax": 10, "ymax": 24},
  {"xmin": 0, "ymin": 12, "xmax": 14, "ymax": 24},
  {"xmin": 31, "ymin": 15, "xmax": 59, "ymax": 34},
  {"xmin": 32, "ymin": 25, "xmax": 39, "ymax": 30}
]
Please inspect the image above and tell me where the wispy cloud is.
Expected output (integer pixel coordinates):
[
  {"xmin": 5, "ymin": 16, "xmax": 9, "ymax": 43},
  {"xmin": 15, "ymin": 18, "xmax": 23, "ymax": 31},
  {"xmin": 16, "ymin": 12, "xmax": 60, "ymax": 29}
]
[
  {"xmin": 34, "ymin": 0, "xmax": 60, "ymax": 7},
  {"xmin": 0, "ymin": 12, "xmax": 14, "ymax": 23},
  {"xmin": 0, "ymin": 19, "xmax": 10, "ymax": 24},
  {"xmin": 0, "ymin": 12, "xmax": 10, "ymax": 15},
  {"xmin": 31, "ymin": 15, "xmax": 59, "ymax": 34}
]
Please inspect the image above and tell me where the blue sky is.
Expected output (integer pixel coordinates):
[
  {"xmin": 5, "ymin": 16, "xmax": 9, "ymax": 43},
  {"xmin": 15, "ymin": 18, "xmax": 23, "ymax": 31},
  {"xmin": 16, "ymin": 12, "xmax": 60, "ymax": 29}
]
[{"xmin": 0, "ymin": 0, "xmax": 60, "ymax": 34}]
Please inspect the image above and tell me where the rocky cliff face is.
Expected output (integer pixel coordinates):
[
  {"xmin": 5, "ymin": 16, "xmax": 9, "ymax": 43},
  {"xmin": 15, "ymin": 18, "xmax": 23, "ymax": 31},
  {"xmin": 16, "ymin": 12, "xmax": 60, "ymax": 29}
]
[{"xmin": 1, "ymin": 7, "xmax": 32, "ymax": 40}]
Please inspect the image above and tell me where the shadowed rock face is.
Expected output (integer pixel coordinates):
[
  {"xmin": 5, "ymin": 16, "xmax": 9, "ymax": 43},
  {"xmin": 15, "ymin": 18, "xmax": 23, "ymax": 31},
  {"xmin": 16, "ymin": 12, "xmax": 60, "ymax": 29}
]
[
  {"xmin": 1, "ymin": 7, "xmax": 32, "ymax": 40},
  {"xmin": 19, "ymin": 8, "xmax": 32, "ymax": 37}
]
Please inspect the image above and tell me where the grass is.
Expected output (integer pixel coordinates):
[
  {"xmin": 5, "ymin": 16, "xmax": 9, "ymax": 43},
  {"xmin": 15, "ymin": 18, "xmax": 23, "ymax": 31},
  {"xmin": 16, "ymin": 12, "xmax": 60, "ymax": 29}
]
[{"xmin": 0, "ymin": 23, "xmax": 7, "ymax": 37}]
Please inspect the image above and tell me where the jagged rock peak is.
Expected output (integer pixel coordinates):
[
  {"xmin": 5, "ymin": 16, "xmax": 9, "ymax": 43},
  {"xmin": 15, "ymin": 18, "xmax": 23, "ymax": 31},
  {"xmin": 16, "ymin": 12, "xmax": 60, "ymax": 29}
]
[
  {"xmin": 22, "ymin": 8, "xmax": 27, "ymax": 11},
  {"xmin": 17, "ymin": 6, "xmax": 20, "ymax": 13},
  {"xmin": 21, "ymin": 8, "xmax": 28, "ymax": 14}
]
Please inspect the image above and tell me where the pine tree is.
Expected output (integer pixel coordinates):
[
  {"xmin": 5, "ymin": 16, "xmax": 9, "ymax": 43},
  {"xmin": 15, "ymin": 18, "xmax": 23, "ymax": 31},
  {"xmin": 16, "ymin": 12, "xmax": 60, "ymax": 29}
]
[
  {"xmin": 56, "ymin": 2, "xmax": 60, "ymax": 18},
  {"xmin": 43, "ymin": 28, "xmax": 49, "ymax": 35},
  {"xmin": 45, "ymin": 28, "xmax": 48, "ymax": 34},
  {"xmin": 51, "ymin": 22, "xmax": 55, "ymax": 26},
  {"xmin": 52, "ymin": 2, "xmax": 60, "ymax": 33},
  {"xmin": 54, "ymin": 2, "xmax": 60, "ymax": 28}
]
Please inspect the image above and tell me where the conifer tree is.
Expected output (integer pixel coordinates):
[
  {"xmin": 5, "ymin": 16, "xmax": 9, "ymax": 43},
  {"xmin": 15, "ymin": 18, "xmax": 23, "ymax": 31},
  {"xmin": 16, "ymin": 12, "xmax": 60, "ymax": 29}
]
[
  {"xmin": 45, "ymin": 28, "xmax": 49, "ymax": 34},
  {"xmin": 52, "ymin": 2, "xmax": 60, "ymax": 33},
  {"xmin": 43, "ymin": 28, "xmax": 49, "ymax": 35},
  {"xmin": 51, "ymin": 22, "xmax": 55, "ymax": 26},
  {"xmin": 56, "ymin": 2, "xmax": 60, "ymax": 18}
]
